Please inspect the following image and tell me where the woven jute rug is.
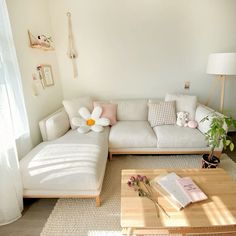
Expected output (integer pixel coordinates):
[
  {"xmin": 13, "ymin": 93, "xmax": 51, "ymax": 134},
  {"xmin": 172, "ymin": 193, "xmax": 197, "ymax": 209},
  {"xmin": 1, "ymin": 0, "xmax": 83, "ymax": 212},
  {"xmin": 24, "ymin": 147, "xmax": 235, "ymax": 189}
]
[{"xmin": 40, "ymin": 154, "xmax": 236, "ymax": 236}]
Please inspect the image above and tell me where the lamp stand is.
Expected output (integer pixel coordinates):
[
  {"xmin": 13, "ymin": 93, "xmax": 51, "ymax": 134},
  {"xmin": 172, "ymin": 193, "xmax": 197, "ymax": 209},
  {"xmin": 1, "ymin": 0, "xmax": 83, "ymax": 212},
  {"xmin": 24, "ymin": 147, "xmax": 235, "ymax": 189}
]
[
  {"xmin": 205, "ymin": 75, "xmax": 225, "ymax": 113},
  {"xmin": 205, "ymin": 77, "xmax": 218, "ymax": 108},
  {"xmin": 220, "ymin": 75, "xmax": 225, "ymax": 113}
]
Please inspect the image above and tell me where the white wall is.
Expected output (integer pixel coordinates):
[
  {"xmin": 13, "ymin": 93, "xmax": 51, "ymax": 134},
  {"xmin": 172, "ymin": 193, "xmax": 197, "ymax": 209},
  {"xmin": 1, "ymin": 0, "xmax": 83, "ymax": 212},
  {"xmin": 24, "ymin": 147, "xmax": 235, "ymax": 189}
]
[
  {"xmin": 6, "ymin": 0, "xmax": 64, "ymax": 147},
  {"xmin": 5, "ymin": 0, "xmax": 236, "ymax": 148},
  {"xmin": 48, "ymin": 0, "xmax": 236, "ymax": 116}
]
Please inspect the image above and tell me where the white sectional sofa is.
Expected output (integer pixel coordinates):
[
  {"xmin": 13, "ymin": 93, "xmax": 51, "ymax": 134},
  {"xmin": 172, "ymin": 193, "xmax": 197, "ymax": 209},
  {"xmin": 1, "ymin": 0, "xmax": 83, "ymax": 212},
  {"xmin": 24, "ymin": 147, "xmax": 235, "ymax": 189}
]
[{"xmin": 20, "ymin": 97, "xmax": 222, "ymax": 206}]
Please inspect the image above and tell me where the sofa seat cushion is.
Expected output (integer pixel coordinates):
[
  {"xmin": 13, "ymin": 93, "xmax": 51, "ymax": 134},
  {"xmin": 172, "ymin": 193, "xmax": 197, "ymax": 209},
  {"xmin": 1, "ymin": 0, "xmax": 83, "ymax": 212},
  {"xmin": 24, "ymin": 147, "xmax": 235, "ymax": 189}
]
[
  {"xmin": 20, "ymin": 128, "xmax": 109, "ymax": 192},
  {"xmin": 109, "ymin": 121, "xmax": 157, "ymax": 148},
  {"xmin": 154, "ymin": 125, "xmax": 207, "ymax": 148}
]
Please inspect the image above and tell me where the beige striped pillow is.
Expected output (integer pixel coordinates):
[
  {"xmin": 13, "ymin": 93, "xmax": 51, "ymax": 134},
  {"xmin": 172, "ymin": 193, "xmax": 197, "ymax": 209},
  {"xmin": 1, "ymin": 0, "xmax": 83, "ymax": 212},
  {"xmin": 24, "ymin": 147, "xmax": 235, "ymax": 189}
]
[{"xmin": 148, "ymin": 101, "xmax": 176, "ymax": 127}]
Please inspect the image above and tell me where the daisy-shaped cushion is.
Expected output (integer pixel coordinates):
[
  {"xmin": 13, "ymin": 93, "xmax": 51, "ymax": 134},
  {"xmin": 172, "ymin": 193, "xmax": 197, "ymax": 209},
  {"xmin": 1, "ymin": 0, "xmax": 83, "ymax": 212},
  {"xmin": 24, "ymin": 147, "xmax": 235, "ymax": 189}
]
[{"xmin": 71, "ymin": 106, "xmax": 110, "ymax": 133}]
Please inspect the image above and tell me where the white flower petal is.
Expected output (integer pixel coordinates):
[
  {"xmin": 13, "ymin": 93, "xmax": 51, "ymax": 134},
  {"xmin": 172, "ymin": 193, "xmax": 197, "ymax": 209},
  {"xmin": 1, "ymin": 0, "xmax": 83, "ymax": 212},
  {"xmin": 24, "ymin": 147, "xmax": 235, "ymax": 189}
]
[
  {"xmin": 91, "ymin": 125, "xmax": 103, "ymax": 132},
  {"xmin": 79, "ymin": 107, "xmax": 91, "ymax": 120},
  {"xmin": 96, "ymin": 117, "xmax": 110, "ymax": 126},
  {"xmin": 91, "ymin": 106, "xmax": 102, "ymax": 119},
  {"xmin": 77, "ymin": 125, "xmax": 90, "ymax": 133},
  {"xmin": 71, "ymin": 117, "xmax": 86, "ymax": 127}
]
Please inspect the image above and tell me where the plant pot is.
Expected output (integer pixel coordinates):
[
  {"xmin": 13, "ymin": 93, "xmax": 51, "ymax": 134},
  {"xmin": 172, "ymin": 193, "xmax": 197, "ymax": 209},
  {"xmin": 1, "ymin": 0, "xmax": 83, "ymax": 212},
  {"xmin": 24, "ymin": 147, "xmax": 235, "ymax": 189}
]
[{"xmin": 202, "ymin": 154, "xmax": 220, "ymax": 168}]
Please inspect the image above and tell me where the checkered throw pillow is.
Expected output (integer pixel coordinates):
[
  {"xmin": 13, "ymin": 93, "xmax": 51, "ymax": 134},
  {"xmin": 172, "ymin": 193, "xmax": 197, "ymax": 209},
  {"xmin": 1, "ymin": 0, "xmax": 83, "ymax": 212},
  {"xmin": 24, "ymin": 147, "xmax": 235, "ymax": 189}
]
[{"xmin": 148, "ymin": 101, "xmax": 176, "ymax": 127}]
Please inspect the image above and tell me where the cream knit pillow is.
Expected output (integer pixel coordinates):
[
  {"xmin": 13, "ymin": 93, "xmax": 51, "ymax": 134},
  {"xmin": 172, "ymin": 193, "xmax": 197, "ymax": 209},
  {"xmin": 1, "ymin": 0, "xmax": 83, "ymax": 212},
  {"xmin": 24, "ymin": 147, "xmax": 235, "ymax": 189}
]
[{"xmin": 148, "ymin": 101, "xmax": 176, "ymax": 127}]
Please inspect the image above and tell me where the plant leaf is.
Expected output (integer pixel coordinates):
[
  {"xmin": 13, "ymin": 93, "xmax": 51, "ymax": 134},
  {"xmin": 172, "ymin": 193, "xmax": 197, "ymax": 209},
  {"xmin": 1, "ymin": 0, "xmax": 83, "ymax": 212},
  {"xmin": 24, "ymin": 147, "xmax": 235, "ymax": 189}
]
[
  {"xmin": 225, "ymin": 118, "xmax": 232, "ymax": 127},
  {"xmin": 226, "ymin": 140, "xmax": 231, "ymax": 146},
  {"xmin": 230, "ymin": 143, "xmax": 234, "ymax": 152}
]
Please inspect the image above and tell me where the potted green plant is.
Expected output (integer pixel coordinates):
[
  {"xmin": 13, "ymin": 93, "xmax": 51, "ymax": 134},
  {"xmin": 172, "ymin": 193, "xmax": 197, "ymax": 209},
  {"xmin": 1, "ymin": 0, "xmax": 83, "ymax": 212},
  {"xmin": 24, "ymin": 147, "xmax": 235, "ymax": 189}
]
[{"xmin": 201, "ymin": 113, "xmax": 236, "ymax": 168}]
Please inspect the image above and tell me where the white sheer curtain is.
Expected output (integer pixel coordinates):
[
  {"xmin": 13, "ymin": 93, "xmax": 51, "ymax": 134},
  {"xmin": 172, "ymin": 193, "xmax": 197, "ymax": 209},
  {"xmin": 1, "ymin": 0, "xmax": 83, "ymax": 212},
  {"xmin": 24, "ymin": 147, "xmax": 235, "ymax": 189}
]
[{"xmin": 0, "ymin": 0, "xmax": 30, "ymax": 225}]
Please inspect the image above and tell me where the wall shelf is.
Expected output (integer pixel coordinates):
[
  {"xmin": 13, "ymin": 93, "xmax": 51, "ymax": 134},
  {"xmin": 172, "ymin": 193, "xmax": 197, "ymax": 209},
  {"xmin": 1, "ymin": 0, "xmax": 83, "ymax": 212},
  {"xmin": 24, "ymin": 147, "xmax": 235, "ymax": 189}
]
[
  {"xmin": 30, "ymin": 44, "xmax": 54, "ymax": 51},
  {"xmin": 28, "ymin": 30, "xmax": 54, "ymax": 51}
]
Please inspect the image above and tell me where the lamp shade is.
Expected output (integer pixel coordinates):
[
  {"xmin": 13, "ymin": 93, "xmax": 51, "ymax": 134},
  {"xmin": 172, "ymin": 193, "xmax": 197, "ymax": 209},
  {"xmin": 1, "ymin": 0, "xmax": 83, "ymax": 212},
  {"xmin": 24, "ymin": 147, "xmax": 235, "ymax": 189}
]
[{"xmin": 206, "ymin": 53, "xmax": 236, "ymax": 75}]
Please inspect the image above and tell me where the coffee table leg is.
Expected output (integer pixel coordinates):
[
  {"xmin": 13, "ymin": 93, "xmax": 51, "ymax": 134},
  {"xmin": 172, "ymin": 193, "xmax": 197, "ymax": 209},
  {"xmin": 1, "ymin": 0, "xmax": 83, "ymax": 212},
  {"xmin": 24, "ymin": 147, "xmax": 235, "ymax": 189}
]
[{"xmin": 127, "ymin": 227, "xmax": 134, "ymax": 236}]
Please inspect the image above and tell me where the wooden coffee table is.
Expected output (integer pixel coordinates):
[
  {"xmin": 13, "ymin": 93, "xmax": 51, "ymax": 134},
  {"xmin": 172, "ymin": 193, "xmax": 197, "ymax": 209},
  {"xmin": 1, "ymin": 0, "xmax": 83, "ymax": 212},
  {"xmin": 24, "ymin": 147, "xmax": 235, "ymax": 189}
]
[{"xmin": 121, "ymin": 168, "xmax": 236, "ymax": 235}]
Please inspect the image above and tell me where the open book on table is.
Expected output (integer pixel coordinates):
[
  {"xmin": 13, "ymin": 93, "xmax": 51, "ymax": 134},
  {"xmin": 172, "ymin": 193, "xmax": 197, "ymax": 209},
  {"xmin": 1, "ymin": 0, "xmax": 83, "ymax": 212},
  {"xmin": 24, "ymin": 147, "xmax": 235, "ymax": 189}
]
[{"xmin": 150, "ymin": 172, "xmax": 208, "ymax": 211}]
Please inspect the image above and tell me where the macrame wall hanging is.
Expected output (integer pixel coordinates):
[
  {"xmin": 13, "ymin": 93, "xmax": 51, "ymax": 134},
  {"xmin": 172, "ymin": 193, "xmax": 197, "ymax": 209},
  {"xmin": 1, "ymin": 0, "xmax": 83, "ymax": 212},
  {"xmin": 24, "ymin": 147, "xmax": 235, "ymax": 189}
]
[{"xmin": 67, "ymin": 12, "xmax": 78, "ymax": 79}]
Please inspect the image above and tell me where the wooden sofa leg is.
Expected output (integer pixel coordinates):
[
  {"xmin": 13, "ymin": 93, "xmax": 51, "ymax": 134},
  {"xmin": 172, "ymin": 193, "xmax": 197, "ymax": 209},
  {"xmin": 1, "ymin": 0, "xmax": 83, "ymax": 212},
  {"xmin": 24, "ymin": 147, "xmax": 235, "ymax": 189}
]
[
  {"xmin": 109, "ymin": 152, "xmax": 113, "ymax": 161},
  {"xmin": 96, "ymin": 195, "xmax": 101, "ymax": 207}
]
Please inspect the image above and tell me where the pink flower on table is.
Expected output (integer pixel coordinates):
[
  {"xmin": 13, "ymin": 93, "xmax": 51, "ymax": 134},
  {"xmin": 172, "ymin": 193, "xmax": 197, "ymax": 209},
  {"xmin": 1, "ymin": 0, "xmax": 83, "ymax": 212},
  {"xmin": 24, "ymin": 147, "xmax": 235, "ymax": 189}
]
[
  {"xmin": 126, "ymin": 174, "xmax": 169, "ymax": 218},
  {"xmin": 136, "ymin": 175, "xmax": 143, "ymax": 181},
  {"xmin": 130, "ymin": 176, "xmax": 135, "ymax": 182},
  {"xmin": 127, "ymin": 180, "xmax": 132, "ymax": 187}
]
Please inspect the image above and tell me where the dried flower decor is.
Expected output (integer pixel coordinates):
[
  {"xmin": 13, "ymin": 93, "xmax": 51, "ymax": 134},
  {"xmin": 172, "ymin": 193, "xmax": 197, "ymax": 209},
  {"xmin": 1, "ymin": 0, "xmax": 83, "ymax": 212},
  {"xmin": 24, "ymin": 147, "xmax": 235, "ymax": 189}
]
[{"xmin": 127, "ymin": 175, "xmax": 169, "ymax": 218}]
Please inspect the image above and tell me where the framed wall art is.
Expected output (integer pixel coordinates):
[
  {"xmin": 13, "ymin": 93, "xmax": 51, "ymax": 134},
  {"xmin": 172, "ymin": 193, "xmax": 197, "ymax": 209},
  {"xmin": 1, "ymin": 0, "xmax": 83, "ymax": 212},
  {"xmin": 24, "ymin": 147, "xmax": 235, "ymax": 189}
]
[{"xmin": 37, "ymin": 64, "xmax": 54, "ymax": 87}]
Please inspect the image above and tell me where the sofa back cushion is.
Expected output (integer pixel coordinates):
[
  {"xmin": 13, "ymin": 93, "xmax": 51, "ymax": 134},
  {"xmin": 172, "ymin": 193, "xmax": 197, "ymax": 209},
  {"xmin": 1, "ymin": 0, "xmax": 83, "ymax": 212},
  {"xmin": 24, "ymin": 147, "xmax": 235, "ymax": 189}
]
[
  {"xmin": 165, "ymin": 94, "xmax": 197, "ymax": 120},
  {"xmin": 148, "ymin": 99, "xmax": 162, "ymax": 103},
  {"xmin": 39, "ymin": 108, "xmax": 70, "ymax": 141},
  {"xmin": 93, "ymin": 101, "xmax": 117, "ymax": 125},
  {"xmin": 63, "ymin": 96, "xmax": 93, "ymax": 129},
  {"xmin": 110, "ymin": 99, "xmax": 148, "ymax": 121}
]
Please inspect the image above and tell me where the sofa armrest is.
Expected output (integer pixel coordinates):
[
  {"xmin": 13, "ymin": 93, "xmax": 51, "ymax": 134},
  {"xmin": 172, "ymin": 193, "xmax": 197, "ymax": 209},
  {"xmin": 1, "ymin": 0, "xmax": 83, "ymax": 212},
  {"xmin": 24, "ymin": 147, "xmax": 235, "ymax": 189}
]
[
  {"xmin": 195, "ymin": 104, "xmax": 226, "ymax": 135},
  {"xmin": 195, "ymin": 104, "xmax": 215, "ymax": 134},
  {"xmin": 39, "ymin": 108, "xmax": 70, "ymax": 141}
]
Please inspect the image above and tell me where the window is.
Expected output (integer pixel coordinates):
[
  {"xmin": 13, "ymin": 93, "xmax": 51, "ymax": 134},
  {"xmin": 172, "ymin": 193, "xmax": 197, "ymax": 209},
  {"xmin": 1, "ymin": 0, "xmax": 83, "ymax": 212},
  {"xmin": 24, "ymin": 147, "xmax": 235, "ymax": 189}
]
[{"xmin": 0, "ymin": 0, "xmax": 29, "ymax": 141}]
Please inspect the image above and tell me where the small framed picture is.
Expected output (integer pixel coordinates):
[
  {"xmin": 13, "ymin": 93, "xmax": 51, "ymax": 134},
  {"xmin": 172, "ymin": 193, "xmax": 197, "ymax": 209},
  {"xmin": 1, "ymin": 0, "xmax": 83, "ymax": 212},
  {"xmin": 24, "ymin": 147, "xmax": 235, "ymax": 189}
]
[{"xmin": 38, "ymin": 64, "xmax": 54, "ymax": 87}]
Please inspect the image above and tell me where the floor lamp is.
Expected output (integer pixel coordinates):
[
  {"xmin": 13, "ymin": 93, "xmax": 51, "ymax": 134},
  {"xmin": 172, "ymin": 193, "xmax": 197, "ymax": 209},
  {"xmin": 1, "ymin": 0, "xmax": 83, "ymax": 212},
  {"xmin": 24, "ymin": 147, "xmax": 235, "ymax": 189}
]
[{"xmin": 206, "ymin": 53, "xmax": 236, "ymax": 112}]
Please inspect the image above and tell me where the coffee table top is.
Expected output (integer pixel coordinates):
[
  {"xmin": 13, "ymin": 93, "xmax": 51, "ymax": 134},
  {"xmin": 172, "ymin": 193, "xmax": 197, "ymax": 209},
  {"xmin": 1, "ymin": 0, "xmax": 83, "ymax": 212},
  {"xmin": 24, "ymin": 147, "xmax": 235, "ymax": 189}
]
[{"xmin": 121, "ymin": 168, "xmax": 236, "ymax": 229}]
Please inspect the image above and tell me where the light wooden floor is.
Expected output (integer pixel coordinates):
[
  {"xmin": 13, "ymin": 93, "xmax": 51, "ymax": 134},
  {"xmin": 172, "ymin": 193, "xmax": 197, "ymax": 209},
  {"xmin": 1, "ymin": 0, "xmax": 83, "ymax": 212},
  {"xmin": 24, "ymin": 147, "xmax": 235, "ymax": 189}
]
[
  {"xmin": 0, "ymin": 199, "xmax": 57, "ymax": 236},
  {"xmin": 1, "ymin": 133, "xmax": 236, "ymax": 236}
]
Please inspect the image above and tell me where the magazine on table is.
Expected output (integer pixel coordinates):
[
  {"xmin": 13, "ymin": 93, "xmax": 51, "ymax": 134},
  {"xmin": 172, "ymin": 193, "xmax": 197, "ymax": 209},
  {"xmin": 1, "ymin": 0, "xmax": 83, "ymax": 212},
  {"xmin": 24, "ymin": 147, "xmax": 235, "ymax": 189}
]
[{"xmin": 151, "ymin": 172, "xmax": 208, "ymax": 210}]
